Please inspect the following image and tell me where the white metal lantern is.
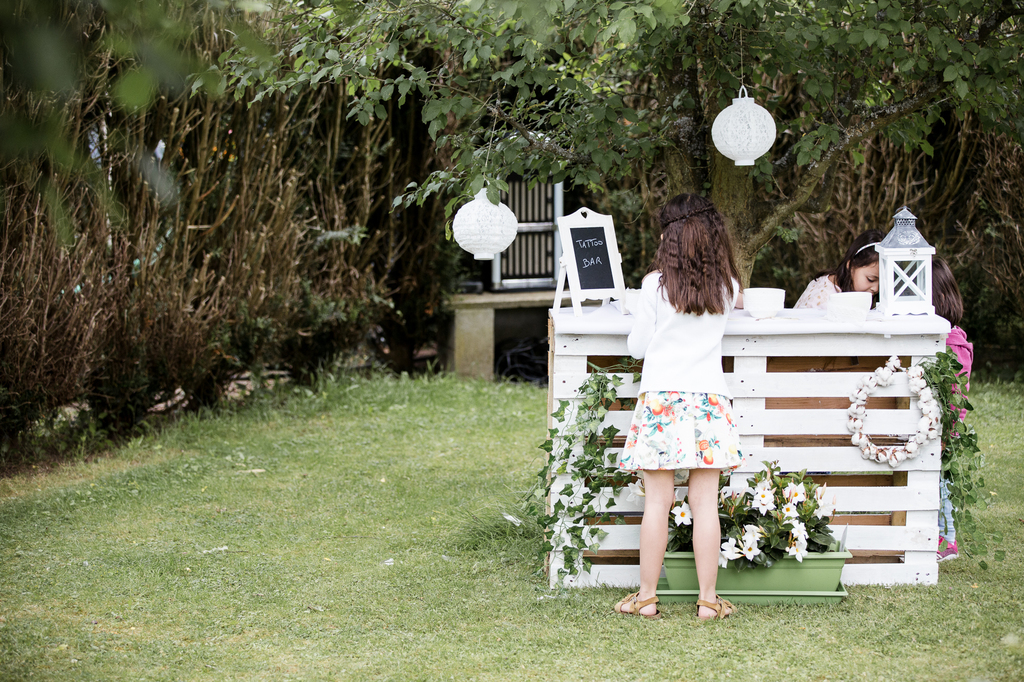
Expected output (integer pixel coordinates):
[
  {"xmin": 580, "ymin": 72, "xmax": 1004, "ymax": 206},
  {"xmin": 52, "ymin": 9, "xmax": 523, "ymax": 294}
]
[
  {"xmin": 875, "ymin": 206, "xmax": 935, "ymax": 316},
  {"xmin": 711, "ymin": 85, "xmax": 777, "ymax": 166},
  {"xmin": 452, "ymin": 188, "xmax": 519, "ymax": 260}
]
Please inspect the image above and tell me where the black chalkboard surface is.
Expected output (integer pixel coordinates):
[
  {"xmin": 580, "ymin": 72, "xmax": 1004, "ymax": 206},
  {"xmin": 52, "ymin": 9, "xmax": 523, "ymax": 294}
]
[{"xmin": 569, "ymin": 226, "xmax": 615, "ymax": 290}]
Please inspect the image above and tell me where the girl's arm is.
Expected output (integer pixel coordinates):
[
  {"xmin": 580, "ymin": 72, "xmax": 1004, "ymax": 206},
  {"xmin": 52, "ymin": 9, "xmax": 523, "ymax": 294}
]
[{"xmin": 627, "ymin": 273, "xmax": 659, "ymax": 359}]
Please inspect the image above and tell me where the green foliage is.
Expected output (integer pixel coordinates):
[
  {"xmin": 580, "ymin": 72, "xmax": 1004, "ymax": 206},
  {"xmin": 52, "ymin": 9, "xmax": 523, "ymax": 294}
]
[
  {"xmin": 922, "ymin": 346, "xmax": 999, "ymax": 565},
  {"xmin": 220, "ymin": 0, "xmax": 1024, "ymax": 257},
  {"xmin": 669, "ymin": 462, "xmax": 838, "ymax": 570},
  {"xmin": 529, "ymin": 362, "xmax": 636, "ymax": 578}
]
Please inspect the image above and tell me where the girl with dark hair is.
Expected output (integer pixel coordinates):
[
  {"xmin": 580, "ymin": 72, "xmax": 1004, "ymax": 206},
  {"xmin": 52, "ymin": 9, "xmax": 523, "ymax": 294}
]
[
  {"xmin": 613, "ymin": 194, "xmax": 747, "ymax": 621},
  {"xmin": 794, "ymin": 229, "xmax": 884, "ymax": 309},
  {"xmin": 932, "ymin": 257, "xmax": 972, "ymax": 562}
]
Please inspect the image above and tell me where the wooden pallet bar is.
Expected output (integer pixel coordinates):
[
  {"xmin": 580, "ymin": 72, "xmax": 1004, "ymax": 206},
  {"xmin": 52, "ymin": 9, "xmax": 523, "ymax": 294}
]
[{"xmin": 547, "ymin": 303, "xmax": 951, "ymax": 588}]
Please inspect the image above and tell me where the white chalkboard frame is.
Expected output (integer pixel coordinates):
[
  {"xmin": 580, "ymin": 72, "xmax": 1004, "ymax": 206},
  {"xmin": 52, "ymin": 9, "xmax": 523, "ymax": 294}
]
[{"xmin": 554, "ymin": 207, "xmax": 626, "ymax": 317}]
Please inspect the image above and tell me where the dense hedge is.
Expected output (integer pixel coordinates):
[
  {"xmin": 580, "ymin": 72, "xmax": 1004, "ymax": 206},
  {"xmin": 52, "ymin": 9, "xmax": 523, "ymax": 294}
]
[{"xmin": 1, "ymin": 6, "xmax": 459, "ymax": 446}]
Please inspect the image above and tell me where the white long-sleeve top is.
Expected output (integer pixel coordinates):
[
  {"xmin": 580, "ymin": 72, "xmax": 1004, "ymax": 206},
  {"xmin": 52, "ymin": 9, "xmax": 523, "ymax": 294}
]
[{"xmin": 627, "ymin": 272, "xmax": 739, "ymax": 397}]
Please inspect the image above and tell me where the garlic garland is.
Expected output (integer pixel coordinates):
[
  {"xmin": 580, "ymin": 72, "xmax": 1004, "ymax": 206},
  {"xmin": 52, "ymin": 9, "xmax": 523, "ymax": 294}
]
[{"xmin": 847, "ymin": 355, "xmax": 942, "ymax": 467}]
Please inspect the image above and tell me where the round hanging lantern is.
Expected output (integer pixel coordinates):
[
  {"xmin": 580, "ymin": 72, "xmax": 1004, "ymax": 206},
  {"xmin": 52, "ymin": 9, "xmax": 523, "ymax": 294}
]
[
  {"xmin": 452, "ymin": 188, "xmax": 518, "ymax": 260},
  {"xmin": 711, "ymin": 85, "xmax": 777, "ymax": 166}
]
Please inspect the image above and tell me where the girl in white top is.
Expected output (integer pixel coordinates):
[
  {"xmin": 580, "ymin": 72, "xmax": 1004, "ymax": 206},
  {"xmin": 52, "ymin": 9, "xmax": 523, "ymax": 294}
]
[
  {"xmin": 793, "ymin": 230, "xmax": 884, "ymax": 309},
  {"xmin": 613, "ymin": 194, "xmax": 746, "ymax": 621}
]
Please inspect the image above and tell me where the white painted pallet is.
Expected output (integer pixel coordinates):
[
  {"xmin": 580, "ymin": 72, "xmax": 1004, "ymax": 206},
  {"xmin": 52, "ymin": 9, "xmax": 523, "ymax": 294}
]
[{"xmin": 547, "ymin": 319, "xmax": 948, "ymax": 589}]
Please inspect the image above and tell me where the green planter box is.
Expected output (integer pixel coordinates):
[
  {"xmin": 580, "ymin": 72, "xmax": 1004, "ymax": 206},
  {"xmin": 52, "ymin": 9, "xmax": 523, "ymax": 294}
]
[{"xmin": 657, "ymin": 550, "xmax": 852, "ymax": 605}]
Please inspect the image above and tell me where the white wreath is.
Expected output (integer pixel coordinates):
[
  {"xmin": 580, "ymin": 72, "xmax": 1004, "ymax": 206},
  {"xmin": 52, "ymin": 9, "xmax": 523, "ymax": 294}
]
[{"xmin": 847, "ymin": 355, "xmax": 942, "ymax": 468}]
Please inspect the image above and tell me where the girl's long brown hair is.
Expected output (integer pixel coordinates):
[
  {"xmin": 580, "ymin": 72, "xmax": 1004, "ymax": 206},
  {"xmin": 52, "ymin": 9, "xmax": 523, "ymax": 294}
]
[{"xmin": 652, "ymin": 194, "xmax": 742, "ymax": 315}]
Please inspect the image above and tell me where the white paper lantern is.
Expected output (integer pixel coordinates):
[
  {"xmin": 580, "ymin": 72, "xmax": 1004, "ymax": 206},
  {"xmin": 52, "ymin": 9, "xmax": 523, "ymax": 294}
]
[
  {"xmin": 452, "ymin": 188, "xmax": 518, "ymax": 260},
  {"xmin": 711, "ymin": 85, "xmax": 777, "ymax": 166}
]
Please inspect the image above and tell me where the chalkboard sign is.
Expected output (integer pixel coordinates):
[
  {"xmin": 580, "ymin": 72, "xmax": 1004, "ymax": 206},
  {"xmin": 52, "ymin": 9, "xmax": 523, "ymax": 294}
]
[
  {"xmin": 554, "ymin": 207, "xmax": 625, "ymax": 317},
  {"xmin": 570, "ymin": 226, "xmax": 615, "ymax": 290}
]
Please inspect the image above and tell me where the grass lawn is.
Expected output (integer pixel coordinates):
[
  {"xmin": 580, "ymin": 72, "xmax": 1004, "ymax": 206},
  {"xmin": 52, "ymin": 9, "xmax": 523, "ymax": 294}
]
[{"xmin": 1, "ymin": 374, "xmax": 1023, "ymax": 681}]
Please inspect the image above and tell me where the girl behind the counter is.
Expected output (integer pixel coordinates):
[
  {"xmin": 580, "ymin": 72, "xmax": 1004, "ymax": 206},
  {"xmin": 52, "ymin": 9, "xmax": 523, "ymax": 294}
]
[
  {"xmin": 613, "ymin": 193, "xmax": 746, "ymax": 621},
  {"xmin": 794, "ymin": 229, "xmax": 884, "ymax": 309}
]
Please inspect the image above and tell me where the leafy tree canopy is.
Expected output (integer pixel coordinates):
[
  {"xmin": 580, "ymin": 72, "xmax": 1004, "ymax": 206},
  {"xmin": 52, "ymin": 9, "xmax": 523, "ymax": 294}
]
[{"xmin": 221, "ymin": 0, "xmax": 1024, "ymax": 275}]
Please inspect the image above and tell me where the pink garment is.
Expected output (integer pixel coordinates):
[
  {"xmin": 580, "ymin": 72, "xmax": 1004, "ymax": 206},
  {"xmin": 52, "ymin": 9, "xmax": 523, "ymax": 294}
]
[{"xmin": 946, "ymin": 326, "xmax": 973, "ymax": 420}]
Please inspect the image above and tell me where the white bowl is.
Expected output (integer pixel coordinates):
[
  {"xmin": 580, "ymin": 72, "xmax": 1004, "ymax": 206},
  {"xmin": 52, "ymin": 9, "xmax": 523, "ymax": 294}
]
[
  {"xmin": 825, "ymin": 291, "xmax": 873, "ymax": 322},
  {"xmin": 743, "ymin": 288, "xmax": 786, "ymax": 319}
]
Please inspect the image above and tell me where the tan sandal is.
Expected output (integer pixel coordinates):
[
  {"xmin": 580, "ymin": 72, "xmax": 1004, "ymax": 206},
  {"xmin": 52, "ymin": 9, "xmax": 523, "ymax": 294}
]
[
  {"xmin": 614, "ymin": 591, "xmax": 662, "ymax": 620},
  {"xmin": 696, "ymin": 596, "xmax": 735, "ymax": 620}
]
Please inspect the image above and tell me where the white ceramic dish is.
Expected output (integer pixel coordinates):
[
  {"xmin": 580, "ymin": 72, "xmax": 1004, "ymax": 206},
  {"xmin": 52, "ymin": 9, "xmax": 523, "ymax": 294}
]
[{"xmin": 743, "ymin": 287, "xmax": 786, "ymax": 319}]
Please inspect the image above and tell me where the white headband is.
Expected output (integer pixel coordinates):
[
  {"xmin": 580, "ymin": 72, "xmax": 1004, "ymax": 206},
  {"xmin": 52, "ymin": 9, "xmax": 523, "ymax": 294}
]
[{"xmin": 855, "ymin": 241, "xmax": 880, "ymax": 255}]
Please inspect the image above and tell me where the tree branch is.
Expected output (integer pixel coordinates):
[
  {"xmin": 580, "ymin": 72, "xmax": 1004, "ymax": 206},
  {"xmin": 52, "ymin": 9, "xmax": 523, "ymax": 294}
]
[{"xmin": 753, "ymin": 79, "xmax": 945, "ymax": 245}]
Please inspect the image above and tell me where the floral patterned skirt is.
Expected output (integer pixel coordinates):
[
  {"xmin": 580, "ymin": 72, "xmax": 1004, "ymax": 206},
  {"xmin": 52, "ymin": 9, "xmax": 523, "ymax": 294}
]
[{"xmin": 618, "ymin": 391, "xmax": 745, "ymax": 472}]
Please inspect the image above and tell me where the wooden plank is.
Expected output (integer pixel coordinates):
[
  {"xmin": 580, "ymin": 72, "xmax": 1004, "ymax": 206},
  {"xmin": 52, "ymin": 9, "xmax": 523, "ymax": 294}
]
[
  {"xmin": 761, "ymin": 434, "xmax": 909, "ymax": 448},
  {"xmin": 808, "ymin": 474, "xmax": 900, "ymax": 487},
  {"xmin": 766, "ymin": 397, "xmax": 903, "ymax": 410},
  {"xmin": 560, "ymin": 444, "xmax": 942, "ymax": 474},
  {"xmin": 732, "ymin": 445, "xmax": 940, "ymax": 472},
  {"xmin": 831, "ymin": 514, "xmax": 894, "ymax": 526},
  {"xmin": 587, "ymin": 356, "xmax": 642, "ymax": 372},
  {"xmin": 556, "ymin": 367, "xmax": 917, "ymax": 400},
  {"xmin": 584, "ymin": 484, "xmax": 939, "ymax": 515},
  {"xmin": 841, "ymin": 563, "xmax": 937, "ymax": 586},
  {"xmin": 723, "ymin": 335, "xmax": 945, "ymax": 357},
  {"xmin": 729, "ymin": 371, "xmax": 911, "ymax": 397},
  {"xmin": 553, "ymin": 334, "xmax": 629, "ymax": 356},
  {"xmin": 766, "ymin": 356, "xmax": 906, "ymax": 373},
  {"xmin": 732, "ymin": 408, "xmax": 923, "ymax": 436}
]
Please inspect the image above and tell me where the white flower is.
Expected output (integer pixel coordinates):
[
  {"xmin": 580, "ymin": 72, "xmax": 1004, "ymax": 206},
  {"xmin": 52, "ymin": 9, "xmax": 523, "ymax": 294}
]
[
  {"xmin": 886, "ymin": 355, "xmax": 902, "ymax": 371},
  {"xmin": 814, "ymin": 496, "xmax": 836, "ymax": 519},
  {"xmin": 905, "ymin": 440, "xmax": 919, "ymax": 454},
  {"xmin": 864, "ymin": 374, "xmax": 879, "ymax": 389},
  {"xmin": 672, "ymin": 501, "xmax": 692, "ymax": 527},
  {"xmin": 787, "ymin": 536, "xmax": 809, "ymax": 562},
  {"xmin": 752, "ymin": 489, "xmax": 776, "ymax": 515},
  {"xmin": 625, "ymin": 480, "xmax": 645, "ymax": 502},
  {"xmin": 914, "ymin": 431, "xmax": 927, "ymax": 444},
  {"xmin": 754, "ymin": 478, "xmax": 772, "ymax": 494},
  {"xmin": 918, "ymin": 416, "xmax": 933, "ymax": 432},
  {"xmin": 874, "ymin": 367, "xmax": 894, "ymax": 385},
  {"xmin": 927, "ymin": 428, "xmax": 939, "ymax": 441},
  {"xmin": 784, "ymin": 481, "xmax": 807, "ymax": 504},
  {"xmin": 907, "ymin": 364, "xmax": 925, "ymax": 379},
  {"xmin": 918, "ymin": 386, "xmax": 933, "ymax": 402},
  {"xmin": 740, "ymin": 537, "xmax": 761, "ymax": 561},
  {"xmin": 742, "ymin": 524, "xmax": 764, "ymax": 543},
  {"xmin": 780, "ymin": 501, "xmax": 799, "ymax": 518},
  {"xmin": 909, "ymin": 377, "xmax": 927, "ymax": 392},
  {"xmin": 720, "ymin": 537, "xmax": 742, "ymax": 567},
  {"xmin": 789, "ymin": 520, "xmax": 808, "ymax": 541}
]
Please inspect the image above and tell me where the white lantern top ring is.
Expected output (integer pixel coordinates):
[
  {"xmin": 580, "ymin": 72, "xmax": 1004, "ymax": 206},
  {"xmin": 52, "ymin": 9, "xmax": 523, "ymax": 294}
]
[
  {"xmin": 452, "ymin": 188, "xmax": 519, "ymax": 260},
  {"xmin": 711, "ymin": 85, "xmax": 777, "ymax": 167}
]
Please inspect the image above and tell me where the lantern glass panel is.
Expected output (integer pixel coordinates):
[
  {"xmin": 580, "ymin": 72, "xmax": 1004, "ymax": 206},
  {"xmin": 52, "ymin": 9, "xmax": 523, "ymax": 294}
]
[{"xmin": 894, "ymin": 260, "xmax": 926, "ymax": 300}]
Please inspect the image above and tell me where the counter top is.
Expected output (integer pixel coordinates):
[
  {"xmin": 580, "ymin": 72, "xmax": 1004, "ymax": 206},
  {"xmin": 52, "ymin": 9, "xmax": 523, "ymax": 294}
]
[{"xmin": 550, "ymin": 300, "xmax": 951, "ymax": 337}]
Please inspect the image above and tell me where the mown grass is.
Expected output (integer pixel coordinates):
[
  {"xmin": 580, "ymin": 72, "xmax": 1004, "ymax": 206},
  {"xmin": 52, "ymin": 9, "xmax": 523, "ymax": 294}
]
[{"xmin": 1, "ymin": 374, "xmax": 1022, "ymax": 681}]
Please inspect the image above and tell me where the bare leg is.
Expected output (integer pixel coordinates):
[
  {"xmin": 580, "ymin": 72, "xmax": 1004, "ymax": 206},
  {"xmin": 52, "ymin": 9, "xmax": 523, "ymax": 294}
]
[
  {"xmin": 687, "ymin": 468, "xmax": 728, "ymax": 620},
  {"xmin": 635, "ymin": 469, "xmax": 675, "ymax": 616}
]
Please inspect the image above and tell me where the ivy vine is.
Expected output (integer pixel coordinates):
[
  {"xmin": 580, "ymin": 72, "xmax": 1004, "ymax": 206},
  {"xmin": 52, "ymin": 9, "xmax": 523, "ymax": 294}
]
[
  {"xmin": 529, "ymin": 362, "xmax": 637, "ymax": 579},
  {"xmin": 921, "ymin": 347, "xmax": 1003, "ymax": 566}
]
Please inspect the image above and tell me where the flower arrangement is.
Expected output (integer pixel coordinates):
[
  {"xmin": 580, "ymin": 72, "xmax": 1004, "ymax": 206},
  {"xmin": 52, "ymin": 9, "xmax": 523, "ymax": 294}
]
[
  {"xmin": 667, "ymin": 461, "xmax": 838, "ymax": 570},
  {"xmin": 847, "ymin": 355, "xmax": 942, "ymax": 467}
]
